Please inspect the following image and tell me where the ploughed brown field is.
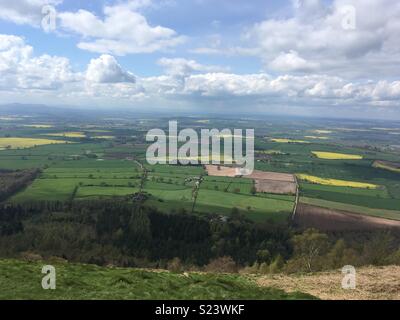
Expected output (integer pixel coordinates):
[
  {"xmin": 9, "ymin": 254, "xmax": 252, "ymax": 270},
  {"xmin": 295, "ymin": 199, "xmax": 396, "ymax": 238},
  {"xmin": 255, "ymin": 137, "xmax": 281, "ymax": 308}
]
[
  {"xmin": 257, "ymin": 265, "xmax": 400, "ymax": 300},
  {"xmin": 294, "ymin": 203, "xmax": 400, "ymax": 231}
]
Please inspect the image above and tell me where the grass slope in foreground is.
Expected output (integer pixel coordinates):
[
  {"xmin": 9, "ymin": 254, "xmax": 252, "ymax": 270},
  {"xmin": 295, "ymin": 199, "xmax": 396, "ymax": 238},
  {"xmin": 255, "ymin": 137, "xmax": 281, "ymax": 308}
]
[{"xmin": 0, "ymin": 260, "xmax": 314, "ymax": 300}]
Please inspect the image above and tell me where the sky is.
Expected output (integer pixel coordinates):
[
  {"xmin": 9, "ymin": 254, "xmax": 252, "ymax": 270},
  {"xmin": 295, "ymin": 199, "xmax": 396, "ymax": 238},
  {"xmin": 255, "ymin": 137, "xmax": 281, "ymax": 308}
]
[{"xmin": 0, "ymin": 0, "xmax": 399, "ymax": 119}]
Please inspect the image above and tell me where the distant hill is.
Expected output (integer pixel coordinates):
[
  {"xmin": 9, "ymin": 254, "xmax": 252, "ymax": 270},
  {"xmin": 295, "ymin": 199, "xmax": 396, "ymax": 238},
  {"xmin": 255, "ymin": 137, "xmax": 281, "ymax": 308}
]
[{"xmin": 0, "ymin": 103, "xmax": 76, "ymax": 116}]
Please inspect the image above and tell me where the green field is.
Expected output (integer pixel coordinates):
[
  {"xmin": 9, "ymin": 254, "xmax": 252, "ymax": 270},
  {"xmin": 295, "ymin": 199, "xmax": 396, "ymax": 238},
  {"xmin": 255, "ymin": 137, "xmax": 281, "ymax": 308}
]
[
  {"xmin": 299, "ymin": 182, "xmax": 400, "ymax": 211},
  {"xmin": 0, "ymin": 259, "xmax": 314, "ymax": 300},
  {"xmin": 7, "ymin": 146, "xmax": 295, "ymax": 222}
]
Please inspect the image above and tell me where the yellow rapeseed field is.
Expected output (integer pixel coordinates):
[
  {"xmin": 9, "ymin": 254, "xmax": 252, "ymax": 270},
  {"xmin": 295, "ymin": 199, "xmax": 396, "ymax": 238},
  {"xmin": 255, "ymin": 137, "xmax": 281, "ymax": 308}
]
[
  {"xmin": 23, "ymin": 124, "xmax": 54, "ymax": 128},
  {"xmin": 43, "ymin": 132, "xmax": 86, "ymax": 138},
  {"xmin": 0, "ymin": 137, "xmax": 68, "ymax": 149},
  {"xmin": 270, "ymin": 138, "xmax": 310, "ymax": 144},
  {"xmin": 297, "ymin": 174, "xmax": 378, "ymax": 189},
  {"xmin": 312, "ymin": 151, "xmax": 363, "ymax": 160}
]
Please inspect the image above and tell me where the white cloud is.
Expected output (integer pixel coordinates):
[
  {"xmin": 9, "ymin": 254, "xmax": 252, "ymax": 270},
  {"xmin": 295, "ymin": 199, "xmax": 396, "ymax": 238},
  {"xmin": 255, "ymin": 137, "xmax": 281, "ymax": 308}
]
[
  {"xmin": 0, "ymin": 0, "xmax": 61, "ymax": 26},
  {"xmin": 371, "ymin": 81, "xmax": 400, "ymax": 100},
  {"xmin": 172, "ymin": 72, "xmax": 400, "ymax": 105},
  {"xmin": 59, "ymin": 2, "xmax": 185, "ymax": 55},
  {"xmin": 86, "ymin": 55, "xmax": 136, "ymax": 83},
  {"xmin": 0, "ymin": 34, "xmax": 79, "ymax": 90},
  {"xmin": 157, "ymin": 57, "xmax": 228, "ymax": 76},
  {"xmin": 0, "ymin": 33, "xmax": 399, "ymax": 113},
  {"xmin": 246, "ymin": 0, "xmax": 400, "ymax": 78},
  {"xmin": 190, "ymin": 0, "xmax": 400, "ymax": 80},
  {"xmin": 269, "ymin": 51, "xmax": 319, "ymax": 72}
]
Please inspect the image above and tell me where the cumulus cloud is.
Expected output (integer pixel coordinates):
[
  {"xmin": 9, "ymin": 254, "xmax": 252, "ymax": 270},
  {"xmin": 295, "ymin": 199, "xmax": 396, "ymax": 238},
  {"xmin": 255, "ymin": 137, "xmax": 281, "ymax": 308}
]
[
  {"xmin": 0, "ymin": 0, "xmax": 61, "ymax": 26},
  {"xmin": 269, "ymin": 51, "xmax": 319, "ymax": 73},
  {"xmin": 191, "ymin": 0, "xmax": 400, "ymax": 80},
  {"xmin": 0, "ymin": 34, "xmax": 79, "ymax": 90},
  {"xmin": 86, "ymin": 55, "xmax": 136, "ymax": 83},
  {"xmin": 159, "ymin": 72, "xmax": 400, "ymax": 106},
  {"xmin": 157, "ymin": 58, "xmax": 228, "ymax": 76},
  {"xmin": 246, "ymin": 0, "xmax": 400, "ymax": 78},
  {"xmin": 1, "ymin": 35, "xmax": 398, "ymax": 109},
  {"xmin": 58, "ymin": 2, "xmax": 185, "ymax": 55}
]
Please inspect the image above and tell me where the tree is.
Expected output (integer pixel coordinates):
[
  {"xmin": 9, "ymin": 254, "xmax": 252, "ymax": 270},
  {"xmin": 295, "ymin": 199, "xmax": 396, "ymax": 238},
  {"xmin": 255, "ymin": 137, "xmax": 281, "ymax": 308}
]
[
  {"xmin": 125, "ymin": 209, "xmax": 152, "ymax": 257},
  {"xmin": 256, "ymin": 249, "xmax": 270, "ymax": 263},
  {"xmin": 167, "ymin": 257, "xmax": 183, "ymax": 273},
  {"xmin": 290, "ymin": 229, "xmax": 330, "ymax": 272},
  {"xmin": 259, "ymin": 262, "xmax": 269, "ymax": 274},
  {"xmin": 269, "ymin": 255, "xmax": 284, "ymax": 274},
  {"xmin": 205, "ymin": 256, "xmax": 237, "ymax": 273},
  {"xmin": 362, "ymin": 232, "xmax": 394, "ymax": 265},
  {"xmin": 326, "ymin": 239, "xmax": 346, "ymax": 268}
]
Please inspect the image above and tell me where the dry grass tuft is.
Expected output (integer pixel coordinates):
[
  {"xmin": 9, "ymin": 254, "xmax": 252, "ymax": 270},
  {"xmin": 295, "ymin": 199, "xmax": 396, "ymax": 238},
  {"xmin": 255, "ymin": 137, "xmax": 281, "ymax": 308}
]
[{"xmin": 256, "ymin": 265, "xmax": 400, "ymax": 300}]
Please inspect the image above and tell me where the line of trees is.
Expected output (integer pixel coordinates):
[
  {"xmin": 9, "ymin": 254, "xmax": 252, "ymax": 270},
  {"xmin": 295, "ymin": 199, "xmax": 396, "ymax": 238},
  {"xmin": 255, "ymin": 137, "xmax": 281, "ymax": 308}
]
[
  {"xmin": 0, "ymin": 169, "xmax": 41, "ymax": 202},
  {"xmin": 0, "ymin": 200, "xmax": 399, "ymax": 273}
]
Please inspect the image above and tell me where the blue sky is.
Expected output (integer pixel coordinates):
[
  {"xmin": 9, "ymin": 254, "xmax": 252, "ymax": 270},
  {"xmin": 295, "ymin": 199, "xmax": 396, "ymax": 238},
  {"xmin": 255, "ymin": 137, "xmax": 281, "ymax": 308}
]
[{"xmin": 0, "ymin": 0, "xmax": 399, "ymax": 119}]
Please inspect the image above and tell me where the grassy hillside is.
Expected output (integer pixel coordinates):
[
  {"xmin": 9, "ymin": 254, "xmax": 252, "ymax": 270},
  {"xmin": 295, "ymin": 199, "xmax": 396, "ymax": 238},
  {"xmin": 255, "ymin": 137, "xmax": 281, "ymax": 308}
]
[{"xmin": 0, "ymin": 259, "xmax": 314, "ymax": 300}]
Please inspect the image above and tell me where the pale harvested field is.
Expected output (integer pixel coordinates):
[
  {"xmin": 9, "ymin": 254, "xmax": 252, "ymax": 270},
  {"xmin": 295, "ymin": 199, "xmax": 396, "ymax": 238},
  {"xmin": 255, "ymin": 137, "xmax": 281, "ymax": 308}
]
[
  {"xmin": 205, "ymin": 165, "xmax": 238, "ymax": 177},
  {"xmin": 295, "ymin": 203, "xmax": 400, "ymax": 230},
  {"xmin": 245, "ymin": 170, "xmax": 295, "ymax": 182},
  {"xmin": 257, "ymin": 265, "xmax": 400, "ymax": 300},
  {"xmin": 205, "ymin": 166, "xmax": 297, "ymax": 194},
  {"xmin": 255, "ymin": 180, "xmax": 297, "ymax": 194},
  {"xmin": 248, "ymin": 171, "xmax": 296, "ymax": 195},
  {"xmin": 373, "ymin": 160, "xmax": 400, "ymax": 173}
]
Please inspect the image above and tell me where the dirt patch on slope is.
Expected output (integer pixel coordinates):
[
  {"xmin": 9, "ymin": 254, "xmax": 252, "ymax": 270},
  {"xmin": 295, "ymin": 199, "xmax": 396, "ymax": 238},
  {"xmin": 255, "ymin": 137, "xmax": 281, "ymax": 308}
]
[{"xmin": 257, "ymin": 265, "xmax": 400, "ymax": 300}]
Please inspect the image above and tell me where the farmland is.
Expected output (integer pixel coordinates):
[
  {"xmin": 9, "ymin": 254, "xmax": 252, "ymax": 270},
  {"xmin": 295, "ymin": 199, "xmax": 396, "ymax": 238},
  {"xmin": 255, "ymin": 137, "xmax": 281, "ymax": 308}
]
[
  {"xmin": 297, "ymin": 174, "xmax": 378, "ymax": 189},
  {"xmin": 1, "ymin": 113, "xmax": 400, "ymax": 227},
  {"xmin": 299, "ymin": 198, "xmax": 400, "ymax": 221},
  {"xmin": 43, "ymin": 132, "xmax": 87, "ymax": 138},
  {"xmin": 1, "ymin": 111, "xmax": 400, "ymax": 303},
  {"xmin": 311, "ymin": 151, "xmax": 363, "ymax": 160},
  {"xmin": 270, "ymin": 138, "xmax": 310, "ymax": 144},
  {"xmin": 0, "ymin": 137, "xmax": 69, "ymax": 149},
  {"xmin": 373, "ymin": 160, "xmax": 400, "ymax": 173}
]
